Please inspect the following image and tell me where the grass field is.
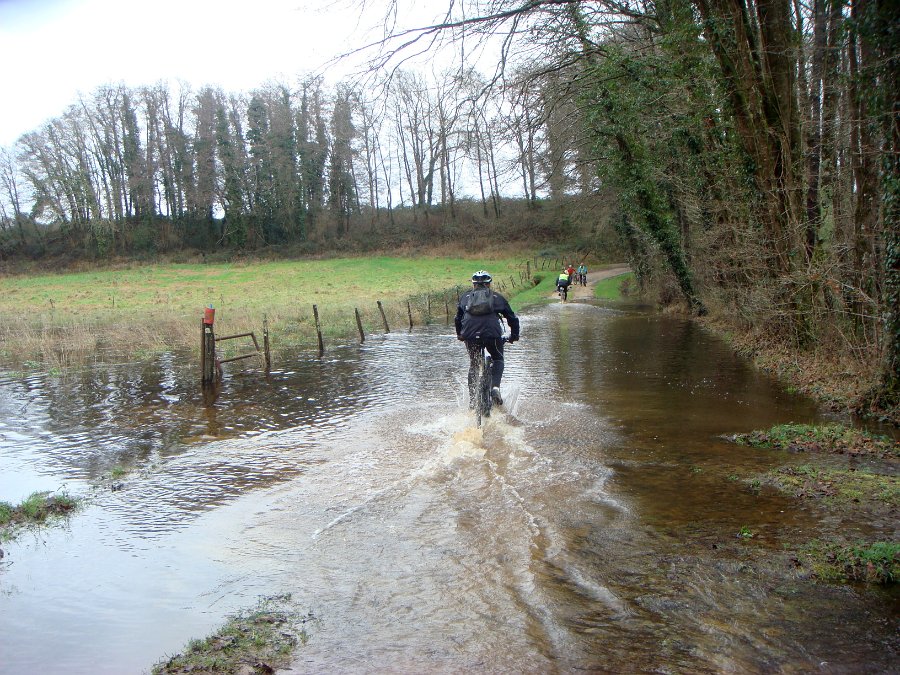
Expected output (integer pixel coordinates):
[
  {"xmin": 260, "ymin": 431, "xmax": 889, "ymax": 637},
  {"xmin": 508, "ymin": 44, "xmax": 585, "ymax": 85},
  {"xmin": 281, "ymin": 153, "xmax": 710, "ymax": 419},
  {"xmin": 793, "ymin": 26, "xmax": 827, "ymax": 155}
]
[
  {"xmin": 593, "ymin": 272, "xmax": 633, "ymax": 300},
  {"xmin": 0, "ymin": 255, "xmax": 539, "ymax": 368}
]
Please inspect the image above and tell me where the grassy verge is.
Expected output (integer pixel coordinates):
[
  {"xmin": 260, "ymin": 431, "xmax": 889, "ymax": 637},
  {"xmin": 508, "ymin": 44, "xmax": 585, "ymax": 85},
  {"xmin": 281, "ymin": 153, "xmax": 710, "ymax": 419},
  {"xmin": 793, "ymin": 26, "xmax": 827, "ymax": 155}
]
[
  {"xmin": 152, "ymin": 594, "xmax": 309, "ymax": 674},
  {"xmin": 0, "ymin": 255, "xmax": 535, "ymax": 369},
  {"xmin": 726, "ymin": 423, "xmax": 898, "ymax": 584},
  {"xmin": 593, "ymin": 272, "xmax": 634, "ymax": 300},
  {"xmin": 0, "ymin": 490, "xmax": 80, "ymax": 541},
  {"xmin": 507, "ymin": 271, "xmax": 557, "ymax": 309},
  {"xmin": 733, "ymin": 423, "xmax": 898, "ymax": 459}
]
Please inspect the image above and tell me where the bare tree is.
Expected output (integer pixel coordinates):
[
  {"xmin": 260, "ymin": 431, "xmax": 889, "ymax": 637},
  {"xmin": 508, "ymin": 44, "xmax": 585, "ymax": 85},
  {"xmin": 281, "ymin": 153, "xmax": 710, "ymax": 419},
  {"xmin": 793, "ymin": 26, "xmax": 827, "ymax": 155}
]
[{"xmin": 0, "ymin": 148, "xmax": 31, "ymax": 247}]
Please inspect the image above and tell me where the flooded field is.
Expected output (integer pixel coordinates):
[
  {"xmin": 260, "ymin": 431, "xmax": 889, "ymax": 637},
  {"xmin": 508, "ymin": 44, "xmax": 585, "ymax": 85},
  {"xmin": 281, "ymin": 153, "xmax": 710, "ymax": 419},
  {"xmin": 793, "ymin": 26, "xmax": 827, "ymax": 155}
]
[{"xmin": 0, "ymin": 300, "xmax": 896, "ymax": 673}]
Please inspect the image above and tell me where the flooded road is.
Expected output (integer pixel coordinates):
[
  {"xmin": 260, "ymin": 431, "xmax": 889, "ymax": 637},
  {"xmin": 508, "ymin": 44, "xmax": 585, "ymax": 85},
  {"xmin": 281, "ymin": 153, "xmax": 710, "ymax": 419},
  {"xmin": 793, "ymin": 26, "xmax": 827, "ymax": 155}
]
[{"xmin": 0, "ymin": 300, "xmax": 896, "ymax": 673}]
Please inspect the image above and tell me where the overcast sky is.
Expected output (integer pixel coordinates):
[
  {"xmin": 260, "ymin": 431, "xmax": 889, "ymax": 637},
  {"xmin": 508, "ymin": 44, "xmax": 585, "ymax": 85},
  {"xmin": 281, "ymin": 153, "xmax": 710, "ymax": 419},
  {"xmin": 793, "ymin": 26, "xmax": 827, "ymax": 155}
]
[{"xmin": 0, "ymin": 0, "xmax": 391, "ymax": 147}]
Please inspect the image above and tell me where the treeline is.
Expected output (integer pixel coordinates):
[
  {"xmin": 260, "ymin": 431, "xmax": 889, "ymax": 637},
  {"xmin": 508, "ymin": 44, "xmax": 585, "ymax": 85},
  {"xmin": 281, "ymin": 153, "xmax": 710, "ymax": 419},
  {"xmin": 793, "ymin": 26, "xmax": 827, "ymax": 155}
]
[
  {"xmin": 0, "ymin": 70, "xmax": 608, "ymax": 259},
  {"xmin": 536, "ymin": 0, "xmax": 896, "ymax": 412}
]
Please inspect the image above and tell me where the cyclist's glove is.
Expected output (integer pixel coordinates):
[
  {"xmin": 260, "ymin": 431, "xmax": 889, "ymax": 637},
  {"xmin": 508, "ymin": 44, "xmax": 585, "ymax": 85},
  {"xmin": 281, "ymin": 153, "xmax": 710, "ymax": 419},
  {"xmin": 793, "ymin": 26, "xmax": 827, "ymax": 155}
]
[
  {"xmin": 457, "ymin": 334, "xmax": 465, "ymax": 341},
  {"xmin": 508, "ymin": 336, "xmax": 519, "ymax": 343}
]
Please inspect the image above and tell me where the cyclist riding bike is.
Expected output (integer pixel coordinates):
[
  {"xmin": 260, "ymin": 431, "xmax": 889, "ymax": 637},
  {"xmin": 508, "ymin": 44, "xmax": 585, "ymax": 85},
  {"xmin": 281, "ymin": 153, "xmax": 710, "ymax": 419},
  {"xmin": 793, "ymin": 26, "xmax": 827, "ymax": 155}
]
[
  {"xmin": 455, "ymin": 270, "xmax": 520, "ymax": 406},
  {"xmin": 556, "ymin": 270, "xmax": 571, "ymax": 297}
]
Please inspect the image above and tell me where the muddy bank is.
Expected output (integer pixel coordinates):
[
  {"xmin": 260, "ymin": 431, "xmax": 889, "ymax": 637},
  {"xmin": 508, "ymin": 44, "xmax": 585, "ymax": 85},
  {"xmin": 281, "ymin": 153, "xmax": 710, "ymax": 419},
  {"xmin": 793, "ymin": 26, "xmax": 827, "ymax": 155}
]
[{"xmin": 697, "ymin": 316, "xmax": 899, "ymax": 428}]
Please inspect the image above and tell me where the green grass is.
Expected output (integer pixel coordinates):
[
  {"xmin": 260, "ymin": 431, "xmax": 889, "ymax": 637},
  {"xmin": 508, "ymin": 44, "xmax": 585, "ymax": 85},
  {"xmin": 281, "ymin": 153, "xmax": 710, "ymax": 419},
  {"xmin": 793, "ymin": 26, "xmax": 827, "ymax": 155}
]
[
  {"xmin": 764, "ymin": 465, "xmax": 899, "ymax": 508},
  {"xmin": 733, "ymin": 423, "xmax": 898, "ymax": 459},
  {"xmin": 0, "ymin": 255, "xmax": 535, "ymax": 366},
  {"xmin": 509, "ymin": 264, "xmax": 633, "ymax": 310},
  {"xmin": 507, "ymin": 271, "xmax": 557, "ymax": 309},
  {"xmin": 152, "ymin": 594, "xmax": 308, "ymax": 674},
  {"xmin": 799, "ymin": 540, "xmax": 899, "ymax": 584},
  {"xmin": 107, "ymin": 466, "xmax": 129, "ymax": 479},
  {"xmin": 0, "ymin": 490, "xmax": 80, "ymax": 540},
  {"xmin": 0, "ymin": 256, "xmax": 526, "ymax": 320},
  {"xmin": 593, "ymin": 272, "xmax": 633, "ymax": 300}
]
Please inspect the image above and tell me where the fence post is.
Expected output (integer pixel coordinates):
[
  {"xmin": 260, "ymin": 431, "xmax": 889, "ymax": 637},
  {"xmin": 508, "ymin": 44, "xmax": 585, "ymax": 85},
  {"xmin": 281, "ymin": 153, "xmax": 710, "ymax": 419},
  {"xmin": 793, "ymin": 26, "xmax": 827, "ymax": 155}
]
[
  {"xmin": 201, "ymin": 319, "xmax": 216, "ymax": 385},
  {"xmin": 201, "ymin": 306, "xmax": 217, "ymax": 385},
  {"xmin": 200, "ymin": 319, "xmax": 206, "ymax": 382},
  {"xmin": 444, "ymin": 293, "xmax": 450, "ymax": 324},
  {"xmin": 377, "ymin": 300, "xmax": 390, "ymax": 332},
  {"xmin": 407, "ymin": 300, "xmax": 414, "ymax": 329},
  {"xmin": 355, "ymin": 308, "xmax": 365, "ymax": 343},
  {"xmin": 313, "ymin": 304, "xmax": 324, "ymax": 357},
  {"xmin": 263, "ymin": 316, "xmax": 271, "ymax": 372}
]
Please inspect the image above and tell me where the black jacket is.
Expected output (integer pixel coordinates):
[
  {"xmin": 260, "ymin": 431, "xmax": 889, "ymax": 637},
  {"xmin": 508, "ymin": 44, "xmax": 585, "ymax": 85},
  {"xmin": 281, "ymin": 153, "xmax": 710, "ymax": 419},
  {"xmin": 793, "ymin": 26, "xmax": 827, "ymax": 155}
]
[{"xmin": 455, "ymin": 287, "xmax": 520, "ymax": 341}]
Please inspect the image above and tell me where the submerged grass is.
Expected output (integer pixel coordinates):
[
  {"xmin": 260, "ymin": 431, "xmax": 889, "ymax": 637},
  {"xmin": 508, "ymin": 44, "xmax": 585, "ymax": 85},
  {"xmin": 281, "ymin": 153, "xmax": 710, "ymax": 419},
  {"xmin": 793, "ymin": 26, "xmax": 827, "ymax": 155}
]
[
  {"xmin": 764, "ymin": 464, "xmax": 899, "ymax": 509},
  {"xmin": 727, "ymin": 422, "xmax": 898, "ymax": 585},
  {"xmin": 152, "ymin": 594, "xmax": 309, "ymax": 675},
  {"xmin": 731, "ymin": 423, "xmax": 898, "ymax": 510},
  {"xmin": 0, "ymin": 490, "xmax": 80, "ymax": 541}
]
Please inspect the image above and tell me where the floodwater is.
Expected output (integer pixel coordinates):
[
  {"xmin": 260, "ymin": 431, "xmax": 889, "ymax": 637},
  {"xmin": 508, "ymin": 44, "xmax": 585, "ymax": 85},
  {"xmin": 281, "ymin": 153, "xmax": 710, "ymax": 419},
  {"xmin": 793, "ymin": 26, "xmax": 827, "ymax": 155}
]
[{"xmin": 0, "ymin": 300, "xmax": 896, "ymax": 674}]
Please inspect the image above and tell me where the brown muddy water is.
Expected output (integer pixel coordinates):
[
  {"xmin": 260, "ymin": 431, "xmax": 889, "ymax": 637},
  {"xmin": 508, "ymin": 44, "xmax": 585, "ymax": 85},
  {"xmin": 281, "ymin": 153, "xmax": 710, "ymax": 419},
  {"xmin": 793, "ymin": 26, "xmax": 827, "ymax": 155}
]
[{"xmin": 0, "ymin": 301, "xmax": 896, "ymax": 674}]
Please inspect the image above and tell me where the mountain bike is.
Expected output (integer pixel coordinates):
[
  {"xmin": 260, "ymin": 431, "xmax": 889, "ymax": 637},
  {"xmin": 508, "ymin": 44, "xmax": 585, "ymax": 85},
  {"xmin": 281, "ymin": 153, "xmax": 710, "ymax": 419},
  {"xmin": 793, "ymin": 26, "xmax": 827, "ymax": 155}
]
[{"xmin": 557, "ymin": 283, "xmax": 568, "ymax": 302}]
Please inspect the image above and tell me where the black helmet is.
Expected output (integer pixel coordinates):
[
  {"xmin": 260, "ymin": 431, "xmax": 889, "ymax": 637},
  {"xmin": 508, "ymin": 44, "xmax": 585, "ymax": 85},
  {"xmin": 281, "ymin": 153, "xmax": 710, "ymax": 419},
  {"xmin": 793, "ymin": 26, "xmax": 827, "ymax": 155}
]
[{"xmin": 471, "ymin": 270, "xmax": 492, "ymax": 284}]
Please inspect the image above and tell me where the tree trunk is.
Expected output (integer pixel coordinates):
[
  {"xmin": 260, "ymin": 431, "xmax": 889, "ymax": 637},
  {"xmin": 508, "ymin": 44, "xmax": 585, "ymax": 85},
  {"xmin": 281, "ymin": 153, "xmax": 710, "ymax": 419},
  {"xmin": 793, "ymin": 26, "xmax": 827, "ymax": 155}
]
[{"xmin": 696, "ymin": 0, "xmax": 809, "ymax": 340}]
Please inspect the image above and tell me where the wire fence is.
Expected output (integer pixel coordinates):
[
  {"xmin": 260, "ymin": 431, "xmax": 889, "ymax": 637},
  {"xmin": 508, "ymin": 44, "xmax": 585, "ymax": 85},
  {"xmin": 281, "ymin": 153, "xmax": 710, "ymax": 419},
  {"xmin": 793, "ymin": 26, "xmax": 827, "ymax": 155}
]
[
  {"xmin": 208, "ymin": 255, "xmax": 570, "ymax": 374},
  {"xmin": 288, "ymin": 257, "xmax": 542, "ymax": 353}
]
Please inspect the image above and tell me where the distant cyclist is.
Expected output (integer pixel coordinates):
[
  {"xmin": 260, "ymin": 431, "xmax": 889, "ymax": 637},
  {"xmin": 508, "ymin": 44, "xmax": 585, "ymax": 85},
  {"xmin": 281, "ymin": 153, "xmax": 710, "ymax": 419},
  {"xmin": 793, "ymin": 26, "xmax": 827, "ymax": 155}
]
[
  {"xmin": 577, "ymin": 263, "xmax": 587, "ymax": 285},
  {"xmin": 556, "ymin": 270, "xmax": 571, "ymax": 296},
  {"xmin": 566, "ymin": 263, "xmax": 576, "ymax": 283},
  {"xmin": 455, "ymin": 270, "xmax": 520, "ymax": 406}
]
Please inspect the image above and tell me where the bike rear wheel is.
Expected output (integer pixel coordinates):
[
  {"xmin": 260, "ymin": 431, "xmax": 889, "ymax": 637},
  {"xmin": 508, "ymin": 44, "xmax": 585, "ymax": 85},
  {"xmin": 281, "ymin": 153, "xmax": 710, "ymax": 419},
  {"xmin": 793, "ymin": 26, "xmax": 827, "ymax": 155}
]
[{"xmin": 474, "ymin": 350, "xmax": 493, "ymax": 427}]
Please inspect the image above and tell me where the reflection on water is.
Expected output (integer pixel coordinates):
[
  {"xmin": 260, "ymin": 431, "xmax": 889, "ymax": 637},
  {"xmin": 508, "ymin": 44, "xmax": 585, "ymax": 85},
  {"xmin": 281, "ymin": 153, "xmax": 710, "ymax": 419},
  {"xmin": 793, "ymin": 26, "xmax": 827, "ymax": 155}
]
[{"xmin": 0, "ymin": 302, "xmax": 896, "ymax": 674}]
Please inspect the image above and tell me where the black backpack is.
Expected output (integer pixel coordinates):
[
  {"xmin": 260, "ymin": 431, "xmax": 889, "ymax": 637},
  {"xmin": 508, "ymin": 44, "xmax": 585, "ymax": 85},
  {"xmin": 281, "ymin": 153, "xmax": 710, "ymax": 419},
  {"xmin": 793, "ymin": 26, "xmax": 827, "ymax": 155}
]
[{"xmin": 465, "ymin": 288, "xmax": 495, "ymax": 315}]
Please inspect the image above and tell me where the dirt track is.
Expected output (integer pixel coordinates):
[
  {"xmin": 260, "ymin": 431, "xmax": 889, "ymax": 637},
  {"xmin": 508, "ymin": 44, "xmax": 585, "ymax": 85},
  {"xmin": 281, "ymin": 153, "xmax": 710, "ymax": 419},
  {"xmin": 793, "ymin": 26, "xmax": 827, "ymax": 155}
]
[{"xmin": 550, "ymin": 264, "xmax": 631, "ymax": 301}]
